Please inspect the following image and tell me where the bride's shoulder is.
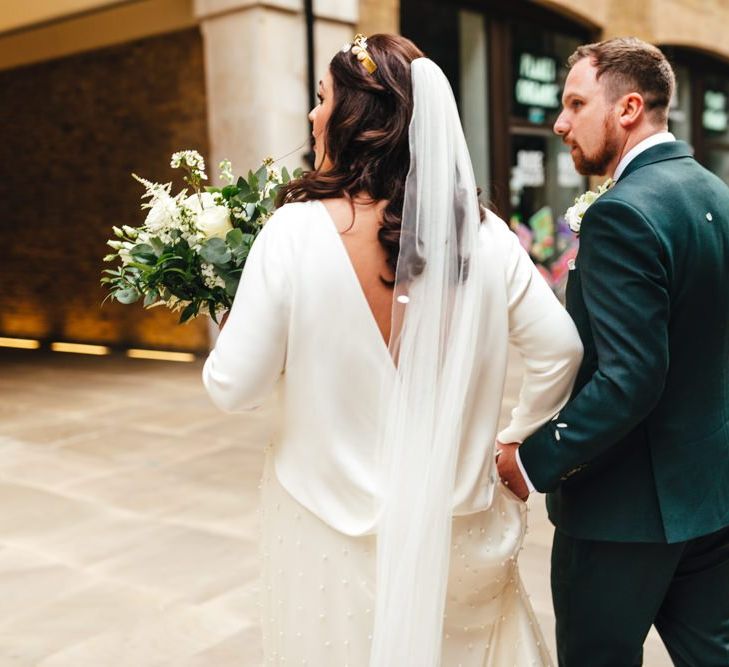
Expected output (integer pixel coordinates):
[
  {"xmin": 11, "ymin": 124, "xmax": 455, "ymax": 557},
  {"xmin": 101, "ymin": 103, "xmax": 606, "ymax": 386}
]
[
  {"xmin": 269, "ymin": 200, "xmax": 319, "ymax": 222},
  {"xmin": 264, "ymin": 200, "xmax": 326, "ymax": 237},
  {"xmin": 478, "ymin": 208, "xmax": 517, "ymax": 250}
]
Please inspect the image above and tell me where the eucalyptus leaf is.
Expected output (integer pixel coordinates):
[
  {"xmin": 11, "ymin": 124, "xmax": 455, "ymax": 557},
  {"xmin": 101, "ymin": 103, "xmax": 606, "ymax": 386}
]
[
  {"xmin": 200, "ymin": 238, "xmax": 232, "ymax": 265},
  {"xmin": 254, "ymin": 164, "xmax": 268, "ymax": 187},
  {"xmin": 226, "ymin": 228, "xmax": 245, "ymax": 248},
  {"xmin": 247, "ymin": 169, "xmax": 258, "ymax": 192},
  {"xmin": 130, "ymin": 243, "xmax": 157, "ymax": 264},
  {"xmin": 236, "ymin": 177, "xmax": 252, "ymax": 196},
  {"xmin": 115, "ymin": 287, "xmax": 140, "ymax": 304}
]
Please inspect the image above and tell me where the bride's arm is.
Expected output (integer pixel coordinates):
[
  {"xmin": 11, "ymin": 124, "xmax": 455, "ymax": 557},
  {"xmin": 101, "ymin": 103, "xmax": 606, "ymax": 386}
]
[
  {"xmin": 496, "ymin": 223, "xmax": 583, "ymax": 445},
  {"xmin": 202, "ymin": 208, "xmax": 293, "ymax": 412}
]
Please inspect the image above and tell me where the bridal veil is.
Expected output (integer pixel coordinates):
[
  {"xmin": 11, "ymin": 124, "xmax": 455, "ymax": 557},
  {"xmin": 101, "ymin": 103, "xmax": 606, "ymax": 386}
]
[{"xmin": 371, "ymin": 57, "xmax": 485, "ymax": 666}]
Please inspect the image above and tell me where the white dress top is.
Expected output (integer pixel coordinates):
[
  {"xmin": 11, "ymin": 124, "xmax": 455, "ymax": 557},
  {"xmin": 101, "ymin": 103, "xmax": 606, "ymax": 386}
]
[{"xmin": 203, "ymin": 200, "xmax": 582, "ymax": 536}]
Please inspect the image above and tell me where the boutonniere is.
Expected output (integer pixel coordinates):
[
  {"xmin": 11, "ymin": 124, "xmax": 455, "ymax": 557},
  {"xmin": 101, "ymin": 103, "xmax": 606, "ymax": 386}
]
[{"xmin": 564, "ymin": 178, "xmax": 614, "ymax": 235}]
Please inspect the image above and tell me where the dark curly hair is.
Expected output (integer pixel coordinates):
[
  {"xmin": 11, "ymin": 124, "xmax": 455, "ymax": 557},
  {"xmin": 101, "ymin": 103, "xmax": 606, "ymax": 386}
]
[{"xmin": 276, "ymin": 34, "xmax": 425, "ymax": 283}]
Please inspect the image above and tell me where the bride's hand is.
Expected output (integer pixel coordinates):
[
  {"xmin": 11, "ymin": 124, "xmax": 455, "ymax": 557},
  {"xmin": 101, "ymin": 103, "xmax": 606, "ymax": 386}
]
[
  {"xmin": 219, "ymin": 311, "xmax": 230, "ymax": 330},
  {"xmin": 495, "ymin": 441, "xmax": 530, "ymax": 501}
]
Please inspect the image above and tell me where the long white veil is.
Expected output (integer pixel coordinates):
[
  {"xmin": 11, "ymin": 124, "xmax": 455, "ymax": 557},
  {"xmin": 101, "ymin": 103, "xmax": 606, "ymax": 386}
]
[{"xmin": 370, "ymin": 58, "xmax": 485, "ymax": 666}]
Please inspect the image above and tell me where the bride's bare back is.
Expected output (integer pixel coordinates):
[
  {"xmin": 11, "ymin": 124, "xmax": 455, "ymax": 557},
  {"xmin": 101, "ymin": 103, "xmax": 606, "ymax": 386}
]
[{"xmin": 322, "ymin": 197, "xmax": 394, "ymax": 344}]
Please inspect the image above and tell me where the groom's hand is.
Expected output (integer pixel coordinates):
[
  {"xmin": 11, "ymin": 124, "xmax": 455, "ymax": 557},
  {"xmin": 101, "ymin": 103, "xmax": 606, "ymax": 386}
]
[{"xmin": 496, "ymin": 441, "xmax": 530, "ymax": 501}]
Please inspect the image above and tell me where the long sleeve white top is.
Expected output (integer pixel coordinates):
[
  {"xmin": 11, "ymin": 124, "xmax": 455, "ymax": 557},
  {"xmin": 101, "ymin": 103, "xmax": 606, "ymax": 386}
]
[{"xmin": 203, "ymin": 201, "xmax": 582, "ymax": 535}]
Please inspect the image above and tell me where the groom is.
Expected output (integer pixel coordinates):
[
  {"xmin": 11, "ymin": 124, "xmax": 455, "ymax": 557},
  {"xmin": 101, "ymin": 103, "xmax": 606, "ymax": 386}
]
[{"xmin": 497, "ymin": 37, "xmax": 729, "ymax": 665}]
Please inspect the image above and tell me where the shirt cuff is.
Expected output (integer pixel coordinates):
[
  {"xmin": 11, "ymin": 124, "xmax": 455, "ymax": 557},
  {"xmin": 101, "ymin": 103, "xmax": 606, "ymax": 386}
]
[{"xmin": 516, "ymin": 448, "xmax": 536, "ymax": 493}]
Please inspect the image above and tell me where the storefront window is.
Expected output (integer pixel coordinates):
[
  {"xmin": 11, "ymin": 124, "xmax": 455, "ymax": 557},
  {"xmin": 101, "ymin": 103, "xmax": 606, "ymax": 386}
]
[
  {"xmin": 405, "ymin": 0, "xmax": 592, "ymax": 297},
  {"xmin": 510, "ymin": 24, "xmax": 578, "ymax": 128},
  {"xmin": 669, "ymin": 64, "xmax": 692, "ymax": 144},
  {"xmin": 459, "ymin": 10, "xmax": 490, "ymax": 199},
  {"xmin": 702, "ymin": 74, "xmax": 729, "ymax": 182},
  {"xmin": 508, "ymin": 25, "xmax": 585, "ymax": 299},
  {"xmin": 663, "ymin": 47, "xmax": 729, "ymax": 185},
  {"xmin": 702, "ymin": 76, "xmax": 729, "ymax": 140}
]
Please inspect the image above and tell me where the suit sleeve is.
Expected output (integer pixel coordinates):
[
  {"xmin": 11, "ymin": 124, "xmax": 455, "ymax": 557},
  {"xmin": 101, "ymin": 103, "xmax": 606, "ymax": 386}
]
[
  {"xmin": 202, "ymin": 208, "xmax": 292, "ymax": 412},
  {"xmin": 518, "ymin": 198, "xmax": 670, "ymax": 492},
  {"xmin": 497, "ymin": 223, "xmax": 583, "ymax": 444}
]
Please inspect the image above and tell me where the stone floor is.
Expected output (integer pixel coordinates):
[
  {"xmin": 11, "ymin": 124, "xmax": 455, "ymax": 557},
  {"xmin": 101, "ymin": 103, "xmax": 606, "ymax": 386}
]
[{"xmin": 0, "ymin": 347, "xmax": 671, "ymax": 666}]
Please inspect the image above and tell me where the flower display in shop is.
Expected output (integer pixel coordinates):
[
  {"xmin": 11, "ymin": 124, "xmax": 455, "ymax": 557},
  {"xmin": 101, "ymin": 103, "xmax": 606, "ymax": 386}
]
[{"xmin": 510, "ymin": 206, "xmax": 578, "ymax": 301}]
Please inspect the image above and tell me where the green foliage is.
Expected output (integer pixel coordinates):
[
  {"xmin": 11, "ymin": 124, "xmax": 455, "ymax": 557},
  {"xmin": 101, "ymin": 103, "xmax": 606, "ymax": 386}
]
[{"xmin": 101, "ymin": 157, "xmax": 301, "ymax": 324}]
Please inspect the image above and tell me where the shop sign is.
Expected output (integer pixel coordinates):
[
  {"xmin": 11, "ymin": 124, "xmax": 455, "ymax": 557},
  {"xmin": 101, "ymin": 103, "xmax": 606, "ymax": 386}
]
[
  {"xmin": 515, "ymin": 53, "xmax": 560, "ymax": 109},
  {"xmin": 557, "ymin": 152, "xmax": 583, "ymax": 188},
  {"xmin": 511, "ymin": 150, "xmax": 545, "ymax": 189},
  {"xmin": 703, "ymin": 90, "xmax": 728, "ymax": 132}
]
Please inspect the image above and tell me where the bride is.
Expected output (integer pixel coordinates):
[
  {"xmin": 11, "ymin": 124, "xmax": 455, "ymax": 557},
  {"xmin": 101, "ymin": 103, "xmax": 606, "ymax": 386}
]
[{"xmin": 203, "ymin": 33, "xmax": 582, "ymax": 666}]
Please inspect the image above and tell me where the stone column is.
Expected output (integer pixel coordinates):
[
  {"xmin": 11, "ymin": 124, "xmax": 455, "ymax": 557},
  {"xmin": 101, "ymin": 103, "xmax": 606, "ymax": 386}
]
[
  {"xmin": 357, "ymin": 0, "xmax": 398, "ymax": 36},
  {"xmin": 194, "ymin": 0, "xmax": 357, "ymax": 345},
  {"xmin": 313, "ymin": 0, "xmax": 359, "ymax": 81},
  {"xmin": 194, "ymin": 0, "xmax": 310, "ymax": 180},
  {"xmin": 194, "ymin": 0, "xmax": 358, "ymax": 180}
]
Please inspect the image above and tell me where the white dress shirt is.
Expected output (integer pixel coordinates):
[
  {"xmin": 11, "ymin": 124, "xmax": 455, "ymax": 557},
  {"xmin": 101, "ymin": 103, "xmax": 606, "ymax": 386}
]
[
  {"xmin": 612, "ymin": 131, "xmax": 676, "ymax": 181},
  {"xmin": 203, "ymin": 201, "xmax": 582, "ymax": 533},
  {"xmin": 515, "ymin": 131, "xmax": 677, "ymax": 492}
]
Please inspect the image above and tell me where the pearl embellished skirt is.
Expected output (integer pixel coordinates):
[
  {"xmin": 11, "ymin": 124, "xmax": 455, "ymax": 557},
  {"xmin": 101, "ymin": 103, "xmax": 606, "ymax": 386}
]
[{"xmin": 260, "ymin": 453, "xmax": 552, "ymax": 666}]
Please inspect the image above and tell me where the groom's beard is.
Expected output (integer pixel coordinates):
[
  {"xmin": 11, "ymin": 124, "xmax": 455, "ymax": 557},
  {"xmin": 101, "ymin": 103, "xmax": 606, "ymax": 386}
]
[{"xmin": 570, "ymin": 116, "xmax": 620, "ymax": 176}]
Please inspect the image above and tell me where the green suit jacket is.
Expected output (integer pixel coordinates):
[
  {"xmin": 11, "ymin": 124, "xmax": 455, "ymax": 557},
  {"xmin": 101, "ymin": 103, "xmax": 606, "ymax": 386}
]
[{"xmin": 519, "ymin": 141, "xmax": 729, "ymax": 543}]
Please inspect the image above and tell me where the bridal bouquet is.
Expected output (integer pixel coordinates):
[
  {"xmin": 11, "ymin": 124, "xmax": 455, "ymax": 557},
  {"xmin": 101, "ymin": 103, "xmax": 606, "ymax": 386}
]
[{"xmin": 101, "ymin": 150, "xmax": 300, "ymax": 323}]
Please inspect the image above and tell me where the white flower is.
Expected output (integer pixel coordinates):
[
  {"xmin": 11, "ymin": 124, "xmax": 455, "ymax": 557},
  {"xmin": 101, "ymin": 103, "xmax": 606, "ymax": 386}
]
[
  {"xmin": 171, "ymin": 150, "xmax": 205, "ymax": 173},
  {"xmin": 165, "ymin": 296, "xmax": 190, "ymax": 313},
  {"xmin": 219, "ymin": 159, "xmax": 234, "ymax": 185},
  {"xmin": 201, "ymin": 262, "xmax": 226, "ymax": 290},
  {"xmin": 564, "ymin": 178, "xmax": 613, "ymax": 234},
  {"xmin": 144, "ymin": 192, "xmax": 178, "ymax": 233},
  {"xmin": 183, "ymin": 192, "xmax": 233, "ymax": 240},
  {"xmin": 198, "ymin": 206, "xmax": 232, "ymax": 240},
  {"xmin": 119, "ymin": 242, "xmax": 134, "ymax": 266},
  {"xmin": 565, "ymin": 199, "xmax": 590, "ymax": 233}
]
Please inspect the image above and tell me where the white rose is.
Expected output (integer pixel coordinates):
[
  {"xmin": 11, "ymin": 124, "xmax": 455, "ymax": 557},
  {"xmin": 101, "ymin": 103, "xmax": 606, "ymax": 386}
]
[
  {"xmin": 183, "ymin": 192, "xmax": 232, "ymax": 240},
  {"xmin": 566, "ymin": 199, "xmax": 590, "ymax": 233},
  {"xmin": 183, "ymin": 191, "xmax": 215, "ymax": 214},
  {"xmin": 198, "ymin": 206, "xmax": 233, "ymax": 239},
  {"xmin": 145, "ymin": 193, "xmax": 178, "ymax": 232}
]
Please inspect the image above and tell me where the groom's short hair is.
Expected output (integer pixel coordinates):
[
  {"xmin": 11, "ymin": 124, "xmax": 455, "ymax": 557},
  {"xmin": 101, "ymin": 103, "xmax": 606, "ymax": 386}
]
[{"xmin": 568, "ymin": 37, "xmax": 675, "ymax": 125}]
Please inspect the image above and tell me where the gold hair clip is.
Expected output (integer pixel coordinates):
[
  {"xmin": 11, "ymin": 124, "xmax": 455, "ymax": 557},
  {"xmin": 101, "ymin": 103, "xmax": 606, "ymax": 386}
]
[{"xmin": 341, "ymin": 33, "xmax": 377, "ymax": 74}]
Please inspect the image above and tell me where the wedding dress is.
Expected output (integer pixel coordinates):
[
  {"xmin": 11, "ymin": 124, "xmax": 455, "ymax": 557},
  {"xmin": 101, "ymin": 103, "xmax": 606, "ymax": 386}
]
[{"xmin": 203, "ymin": 59, "xmax": 582, "ymax": 666}]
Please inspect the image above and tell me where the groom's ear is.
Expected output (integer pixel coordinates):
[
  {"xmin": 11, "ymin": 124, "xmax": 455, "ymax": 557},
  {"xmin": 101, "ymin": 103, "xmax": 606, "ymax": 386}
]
[{"xmin": 617, "ymin": 92, "xmax": 645, "ymax": 129}]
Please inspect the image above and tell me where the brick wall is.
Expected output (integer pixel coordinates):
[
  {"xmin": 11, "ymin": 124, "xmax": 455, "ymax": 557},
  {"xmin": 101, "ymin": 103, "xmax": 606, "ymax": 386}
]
[{"xmin": 0, "ymin": 28, "xmax": 210, "ymax": 352}]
